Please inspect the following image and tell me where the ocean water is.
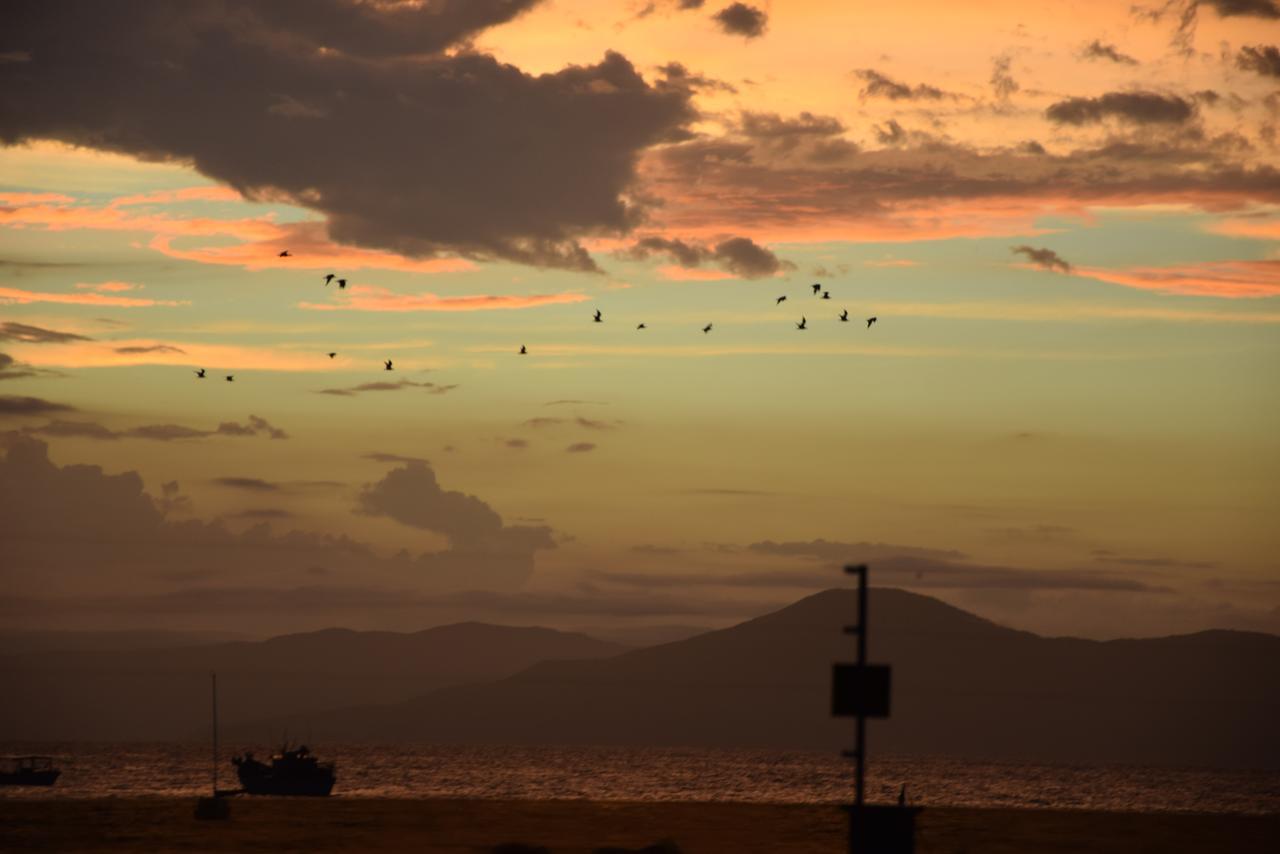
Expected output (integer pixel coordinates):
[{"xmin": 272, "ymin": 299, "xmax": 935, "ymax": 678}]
[{"xmin": 1, "ymin": 743, "xmax": 1276, "ymax": 816}]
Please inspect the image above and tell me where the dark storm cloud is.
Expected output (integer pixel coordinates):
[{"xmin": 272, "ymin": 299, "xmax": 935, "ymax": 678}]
[
  {"xmin": 213, "ymin": 477, "xmax": 281, "ymax": 492},
  {"xmin": 1011, "ymin": 245, "xmax": 1072, "ymax": 273},
  {"xmin": 113, "ymin": 344, "xmax": 186, "ymax": 355},
  {"xmin": 712, "ymin": 3, "xmax": 768, "ymax": 38},
  {"xmin": 1079, "ymin": 40, "xmax": 1139, "ymax": 65},
  {"xmin": 0, "ymin": 322, "xmax": 91, "ymax": 344},
  {"xmin": 1237, "ymin": 45, "xmax": 1280, "ymax": 77},
  {"xmin": 0, "ymin": 395, "xmax": 74, "ymax": 416},
  {"xmin": 0, "ymin": 1, "xmax": 696, "ymax": 272},
  {"xmin": 318, "ymin": 379, "xmax": 458, "ymax": 396},
  {"xmin": 621, "ymin": 235, "xmax": 793, "ymax": 278},
  {"xmin": 855, "ymin": 69, "xmax": 950, "ymax": 100},
  {"xmin": 1046, "ymin": 91, "xmax": 1195, "ymax": 125}
]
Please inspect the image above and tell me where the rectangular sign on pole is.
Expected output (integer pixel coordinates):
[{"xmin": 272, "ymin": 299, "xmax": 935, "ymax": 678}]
[{"xmin": 832, "ymin": 663, "xmax": 892, "ymax": 718}]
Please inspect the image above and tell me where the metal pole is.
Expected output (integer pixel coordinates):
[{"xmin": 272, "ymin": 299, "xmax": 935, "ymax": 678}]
[
  {"xmin": 854, "ymin": 565, "xmax": 867, "ymax": 807},
  {"xmin": 211, "ymin": 672, "xmax": 218, "ymax": 797}
]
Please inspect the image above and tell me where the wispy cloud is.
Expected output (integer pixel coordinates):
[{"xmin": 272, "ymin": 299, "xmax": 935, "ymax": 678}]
[
  {"xmin": 299, "ymin": 286, "xmax": 589, "ymax": 313},
  {"xmin": 0, "ymin": 285, "xmax": 185, "ymax": 308}
]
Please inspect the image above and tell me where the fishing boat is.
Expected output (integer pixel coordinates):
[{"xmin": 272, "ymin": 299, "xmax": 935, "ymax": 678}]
[
  {"xmin": 232, "ymin": 744, "xmax": 336, "ymax": 796},
  {"xmin": 0, "ymin": 756, "xmax": 60, "ymax": 786}
]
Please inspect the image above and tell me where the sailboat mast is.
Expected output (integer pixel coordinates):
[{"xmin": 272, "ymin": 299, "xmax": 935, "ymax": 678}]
[{"xmin": 211, "ymin": 671, "xmax": 218, "ymax": 797}]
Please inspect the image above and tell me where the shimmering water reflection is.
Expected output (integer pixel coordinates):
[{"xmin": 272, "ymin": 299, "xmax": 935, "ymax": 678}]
[{"xmin": 2, "ymin": 743, "xmax": 1275, "ymax": 815}]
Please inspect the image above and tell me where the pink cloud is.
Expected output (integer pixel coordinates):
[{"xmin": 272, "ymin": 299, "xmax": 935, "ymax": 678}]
[
  {"xmin": 0, "ymin": 285, "xmax": 184, "ymax": 308},
  {"xmin": 0, "ymin": 189, "xmax": 473, "ymax": 274},
  {"xmin": 9, "ymin": 339, "xmax": 347, "ymax": 372},
  {"xmin": 298, "ymin": 285, "xmax": 589, "ymax": 312},
  {"xmin": 1077, "ymin": 260, "xmax": 1280, "ymax": 299},
  {"xmin": 74, "ymin": 281, "xmax": 141, "ymax": 293},
  {"xmin": 656, "ymin": 265, "xmax": 738, "ymax": 281}
]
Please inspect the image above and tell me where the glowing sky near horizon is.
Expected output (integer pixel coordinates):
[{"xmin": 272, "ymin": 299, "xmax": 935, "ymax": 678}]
[{"xmin": 0, "ymin": 0, "xmax": 1277, "ymax": 639}]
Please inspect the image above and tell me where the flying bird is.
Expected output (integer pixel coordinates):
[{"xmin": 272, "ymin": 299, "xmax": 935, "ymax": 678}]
[
  {"xmin": 519, "ymin": 345, "xmax": 527, "ymax": 355},
  {"xmin": 225, "ymin": 375, "xmax": 234, "ymax": 382},
  {"xmin": 323, "ymin": 273, "xmax": 335, "ymax": 286},
  {"xmin": 337, "ymin": 279, "xmax": 347, "ymax": 289},
  {"xmin": 593, "ymin": 309, "xmax": 602, "ymax": 323},
  {"xmin": 812, "ymin": 283, "xmax": 822, "ymax": 295},
  {"xmin": 822, "ymin": 291, "xmax": 831, "ymax": 300},
  {"xmin": 839, "ymin": 310, "xmax": 849, "ymax": 322},
  {"xmin": 278, "ymin": 250, "xmax": 291, "ymax": 258},
  {"xmin": 195, "ymin": 369, "xmax": 206, "ymax": 378},
  {"xmin": 327, "ymin": 352, "xmax": 336, "ymax": 359},
  {"xmin": 866, "ymin": 316, "xmax": 878, "ymax": 328},
  {"xmin": 384, "ymin": 359, "xmax": 394, "ymax": 371},
  {"xmin": 776, "ymin": 295, "xmax": 787, "ymax": 305},
  {"xmin": 797, "ymin": 316, "xmax": 807, "ymax": 330},
  {"xmin": 702, "ymin": 323, "xmax": 713, "ymax": 334},
  {"xmin": 636, "ymin": 323, "xmax": 646, "ymax": 330}
]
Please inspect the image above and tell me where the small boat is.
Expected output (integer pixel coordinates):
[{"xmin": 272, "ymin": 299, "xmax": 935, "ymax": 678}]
[
  {"xmin": 0, "ymin": 756, "xmax": 60, "ymax": 787},
  {"xmin": 232, "ymin": 744, "xmax": 335, "ymax": 796}
]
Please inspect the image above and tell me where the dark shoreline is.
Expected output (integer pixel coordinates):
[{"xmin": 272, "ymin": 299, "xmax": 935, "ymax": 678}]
[{"xmin": 3, "ymin": 797, "xmax": 1277, "ymax": 853}]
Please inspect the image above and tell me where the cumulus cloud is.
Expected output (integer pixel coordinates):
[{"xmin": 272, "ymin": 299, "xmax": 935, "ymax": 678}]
[
  {"xmin": 0, "ymin": 322, "xmax": 91, "ymax": 344},
  {"xmin": 0, "ymin": 1, "xmax": 696, "ymax": 272},
  {"xmin": 712, "ymin": 3, "xmax": 767, "ymax": 37},
  {"xmin": 1079, "ymin": 40, "xmax": 1138, "ymax": 65},
  {"xmin": 1237, "ymin": 44, "xmax": 1280, "ymax": 77},
  {"xmin": 357, "ymin": 461, "xmax": 555, "ymax": 587},
  {"xmin": 855, "ymin": 69, "xmax": 950, "ymax": 100},
  {"xmin": 1046, "ymin": 91, "xmax": 1195, "ymax": 125},
  {"xmin": 1011, "ymin": 245, "xmax": 1073, "ymax": 273},
  {"xmin": 0, "ymin": 437, "xmax": 554, "ymax": 620},
  {"xmin": 621, "ymin": 234, "xmax": 793, "ymax": 278}
]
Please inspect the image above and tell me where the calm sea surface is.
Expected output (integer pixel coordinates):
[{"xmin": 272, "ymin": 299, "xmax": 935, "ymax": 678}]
[{"xmin": 1, "ymin": 743, "xmax": 1276, "ymax": 815}]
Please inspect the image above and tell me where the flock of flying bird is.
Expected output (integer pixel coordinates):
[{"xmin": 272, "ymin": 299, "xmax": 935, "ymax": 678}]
[{"xmin": 193, "ymin": 253, "xmax": 879, "ymax": 380}]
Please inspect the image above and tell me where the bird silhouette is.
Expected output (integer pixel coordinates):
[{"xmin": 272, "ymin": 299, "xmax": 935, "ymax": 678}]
[
  {"xmin": 702, "ymin": 323, "xmax": 713, "ymax": 333},
  {"xmin": 776, "ymin": 295, "xmax": 787, "ymax": 305},
  {"xmin": 323, "ymin": 273, "xmax": 335, "ymax": 286},
  {"xmin": 797, "ymin": 316, "xmax": 807, "ymax": 330},
  {"xmin": 519, "ymin": 345, "xmax": 527, "ymax": 355},
  {"xmin": 637, "ymin": 323, "xmax": 647, "ymax": 330},
  {"xmin": 195, "ymin": 368, "xmax": 206, "ymax": 378},
  {"xmin": 866, "ymin": 316, "xmax": 878, "ymax": 328},
  {"xmin": 225, "ymin": 375, "xmax": 234, "ymax": 382},
  {"xmin": 327, "ymin": 352, "xmax": 337, "ymax": 359},
  {"xmin": 278, "ymin": 250, "xmax": 291, "ymax": 258},
  {"xmin": 812, "ymin": 283, "xmax": 821, "ymax": 295},
  {"xmin": 337, "ymin": 278, "xmax": 347, "ymax": 289},
  {"xmin": 822, "ymin": 291, "xmax": 831, "ymax": 300},
  {"xmin": 593, "ymin": 309, "xmax": 603, "ymax": 323},
  {"xmin": 839, "ymin": 310, "xmax": 849, "ymax": 322},
  {"xmin": 384, "ymin": 359, "xmax": 393, "ymax": 371}
]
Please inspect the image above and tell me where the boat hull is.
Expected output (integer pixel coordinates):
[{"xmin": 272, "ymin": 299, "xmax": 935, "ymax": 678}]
[{"xmin": 0, "ymin": 770, "xmax": 60, "ymax": 787}]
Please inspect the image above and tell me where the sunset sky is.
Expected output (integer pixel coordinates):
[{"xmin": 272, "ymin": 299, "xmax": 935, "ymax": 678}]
[{"xmin": 1, "ymin": 0, "xmax": 1278, "ymax": 640}]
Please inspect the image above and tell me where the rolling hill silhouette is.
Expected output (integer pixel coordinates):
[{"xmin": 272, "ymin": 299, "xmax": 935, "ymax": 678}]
[
  {"xmin": 241, "ymin": 589, "xmax": 1279, "ymax": 769},
  {"xmin": 0, "ymin": 623, "xmax": 625, "ymax": 740}
]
